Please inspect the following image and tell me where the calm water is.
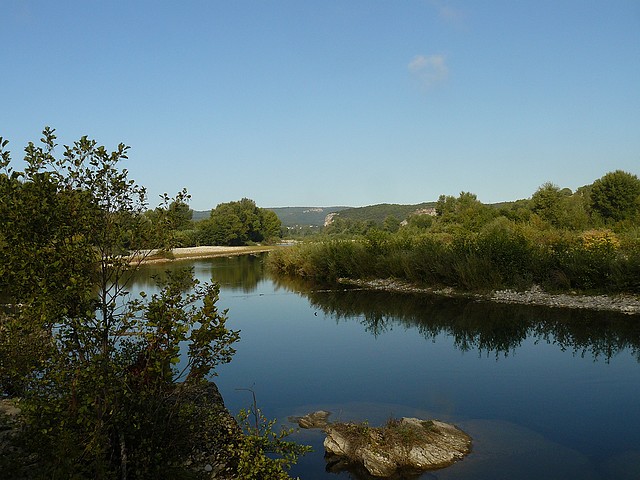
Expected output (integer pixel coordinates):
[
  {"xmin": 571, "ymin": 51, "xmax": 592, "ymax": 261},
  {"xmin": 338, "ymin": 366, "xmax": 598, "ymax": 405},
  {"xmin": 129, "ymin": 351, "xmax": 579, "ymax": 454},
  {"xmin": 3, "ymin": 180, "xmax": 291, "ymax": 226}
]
[{"xmin": 133, "ymin": 255, "xmax": 640, "ymax": 480}]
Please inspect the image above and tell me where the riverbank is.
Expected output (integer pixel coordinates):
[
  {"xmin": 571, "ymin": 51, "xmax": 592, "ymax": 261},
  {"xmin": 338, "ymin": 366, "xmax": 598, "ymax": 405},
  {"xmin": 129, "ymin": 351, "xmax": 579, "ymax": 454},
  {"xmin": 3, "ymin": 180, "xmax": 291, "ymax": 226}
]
[
  {"xmin": 133, "ymin": 245, "xmax": 279, "ymax": 264},
  {"xmin": 134, "ymin": 248, "xmax": 640, "ymax": 315},
  {"xmin": 339, "ymin": 278, "xmax": 640, "ymax": 315}
]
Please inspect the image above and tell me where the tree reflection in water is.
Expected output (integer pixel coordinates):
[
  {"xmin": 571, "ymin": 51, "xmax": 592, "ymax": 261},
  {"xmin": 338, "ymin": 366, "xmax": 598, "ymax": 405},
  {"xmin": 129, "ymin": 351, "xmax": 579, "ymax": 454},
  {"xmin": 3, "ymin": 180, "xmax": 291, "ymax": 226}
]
[
  {"xmin": 133, "ymin": 254, "xmax": 265, "ymax": 293},
  {"xmin": 271, "ymin": 274, "xmax": 640, "ymax": 363}
]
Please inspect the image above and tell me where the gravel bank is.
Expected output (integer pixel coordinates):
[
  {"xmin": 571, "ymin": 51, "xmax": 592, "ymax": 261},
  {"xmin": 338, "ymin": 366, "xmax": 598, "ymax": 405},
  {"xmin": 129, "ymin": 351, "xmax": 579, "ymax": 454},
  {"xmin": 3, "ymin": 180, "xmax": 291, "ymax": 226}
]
[
  {"xmin": 490, "ymin": 285, "xmax": 640, "ymax": 315},
  {"xmin": 340, "ymin": 279, "xmax": 640, "ymax": 315}
]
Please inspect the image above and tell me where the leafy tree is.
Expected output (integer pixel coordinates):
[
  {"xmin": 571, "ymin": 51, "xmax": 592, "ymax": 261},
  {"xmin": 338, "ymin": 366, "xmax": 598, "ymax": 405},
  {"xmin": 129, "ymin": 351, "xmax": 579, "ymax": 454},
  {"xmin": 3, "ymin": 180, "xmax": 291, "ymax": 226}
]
[
  {"xmin": 0, "ymin": 129, "xmax": 244, "ymax": 478},
  {"xmin": 261, "ymin": 209, "xmax": 284, "ymax": 241},
  {"xmin": 199, "ymin": 205, "xmax": 246, "ymax": 245},
  {"xmin": 530, "ymin": 182, "xmax": 592, "ymax": 230},
  {"xmin": 530, "ymin": 182, "xmax": 565, "ymax": 225},
  {"xmin": 167, "ymin": 198, "xmax": 193, "ymax": 230},
  {"xmin": 590, "ymin": 170, "xmax": 640, "ymax": 222},
  {"xmin": 197, "ymin": 198, "xmax": 283, "ymax": 246},
  {"xmin": 435, "ymin": 192, "xmax": 496, "ymax": 231},
  {"xmin": 497, "ymin": 199, "xmax": 532, "ymax": 223}
]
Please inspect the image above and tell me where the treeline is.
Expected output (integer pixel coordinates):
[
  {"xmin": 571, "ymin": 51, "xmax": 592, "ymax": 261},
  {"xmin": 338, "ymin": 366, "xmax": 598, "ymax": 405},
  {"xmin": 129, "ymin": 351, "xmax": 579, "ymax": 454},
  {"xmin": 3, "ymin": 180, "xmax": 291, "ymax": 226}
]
[{"xmin": 268, "ymin": 171, "xmax": 640, "ymax": 294}]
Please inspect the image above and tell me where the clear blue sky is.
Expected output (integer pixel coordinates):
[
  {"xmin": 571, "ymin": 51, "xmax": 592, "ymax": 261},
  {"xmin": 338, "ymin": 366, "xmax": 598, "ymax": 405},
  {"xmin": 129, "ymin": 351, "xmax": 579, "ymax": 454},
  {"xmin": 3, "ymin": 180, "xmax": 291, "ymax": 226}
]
[{"xmin": 2, "ymin": 1, "xmax": 639, "ymax": 210}]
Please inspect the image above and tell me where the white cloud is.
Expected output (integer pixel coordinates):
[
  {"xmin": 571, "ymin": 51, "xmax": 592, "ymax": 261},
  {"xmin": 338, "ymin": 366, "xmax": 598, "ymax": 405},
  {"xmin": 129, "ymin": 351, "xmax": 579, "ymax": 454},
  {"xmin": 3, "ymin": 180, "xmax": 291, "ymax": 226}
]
[{"xmin": 408, "ymin": 54, "xmax": 449, "ymax": 89}]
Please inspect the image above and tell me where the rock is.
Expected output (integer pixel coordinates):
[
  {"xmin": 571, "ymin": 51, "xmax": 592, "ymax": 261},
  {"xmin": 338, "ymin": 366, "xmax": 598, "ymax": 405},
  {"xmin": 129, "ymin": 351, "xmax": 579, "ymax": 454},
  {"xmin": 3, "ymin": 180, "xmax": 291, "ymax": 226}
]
[
  {"xmin": 324, "ymin": 417, "xmax": 471, "ymax": 478},
  {"xmin": 288, "ymin": 410, "xmax": 332, "ymax": 429}
]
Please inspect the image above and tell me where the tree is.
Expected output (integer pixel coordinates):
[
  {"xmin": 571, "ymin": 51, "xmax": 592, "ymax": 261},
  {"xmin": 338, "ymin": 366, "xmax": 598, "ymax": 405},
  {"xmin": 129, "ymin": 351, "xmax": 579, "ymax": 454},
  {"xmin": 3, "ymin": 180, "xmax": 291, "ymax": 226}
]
[
  {"xmin": 261, "ymin": 209, "xmax": 284, "ymax": 241},
  {"xmin": 0, "ymin": 129, "xmax": 241, "ymax": 478},
  {"xmin": 168, "ymin": 198, "xmax": 194, "ymax": 229},
  {"xmin": 197, "ymin": 198, "xmax": 283, "ymax": 246},
  {"xmin": 590, "ymin": 170, "xmax": 640, "ymax": 222},
  {"xmin": 435, "ymin": 192, "xmax": 496, "ymax": 231},
  {"xmin": 530, "ymin": 182, "xmax": 567, "ymax": 226}
]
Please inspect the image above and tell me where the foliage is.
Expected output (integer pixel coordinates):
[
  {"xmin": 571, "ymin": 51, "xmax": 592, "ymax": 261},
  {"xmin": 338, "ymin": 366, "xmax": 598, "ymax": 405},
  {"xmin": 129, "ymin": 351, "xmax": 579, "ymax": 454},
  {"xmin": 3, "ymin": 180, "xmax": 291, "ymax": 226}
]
[
  {"xmin": 405, "ymin": 211, "xmax": 434, "ymax": 229},
  {"xmin": 382, "ymin": 215, "xmax": 401, "ymax": 233},
  {"xmin": 590, "ymin": 170, "xmax": 640, "ymax": 222},
  {"xmin": 434, "ymin": 192, "xmax": 497, "ymax": 231},
  {"xmin": 143, "ymin": 197, "xmax": 194, "ymax": 247},
  {"xmin": 0, "ymin": 129, "xmax": 247, "ymax": 478},
  {"xmin": 234, "ymin": 390, "xmax": 311, "ymax": 480},
  {"xmin": 197, "ymin": 198, "xmax": 283, "ymax": 246},
  {"xmin": 273, "ymin": 170, "xmax": 640, "ymax": 295},
  {"xmin": 168, "ymin": 199, "xmax": 194, "ymax": 229},
  {"xmin": 530, "ymin": 182, "xmax": 568, "ymax": 226},
  {"xmin": 269, "ymin": 182, "xmax": 640, "ymax": 294},
  {"xmin": 331, "ymin": 202, "xmax": 437, "ymax": 225},
  {"xmin": 324, "ymin": 216, "xmax": 376, "ymax": 236}
]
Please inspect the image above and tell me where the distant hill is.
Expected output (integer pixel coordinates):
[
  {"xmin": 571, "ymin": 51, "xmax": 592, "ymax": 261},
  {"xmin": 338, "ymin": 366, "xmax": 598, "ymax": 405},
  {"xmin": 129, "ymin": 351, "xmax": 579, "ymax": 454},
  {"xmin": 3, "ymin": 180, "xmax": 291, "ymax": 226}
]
[
  {"xmin": 192, "ymin": 199, "xmax": 523, "ymax": 228},
  {"xmin": 333, "ymin": 202, "xmax": 439, "ymax": 225},
  {"xmin": 191, "ymin": 206, "xmax": 351, "ymax": 227},
  {"xmin": 191, "ymin": 210, "xmax": 211, "ymax": 221},
  {"xmin": 266, "ymin": 206, "xmax": 351, "ymax": 227}
]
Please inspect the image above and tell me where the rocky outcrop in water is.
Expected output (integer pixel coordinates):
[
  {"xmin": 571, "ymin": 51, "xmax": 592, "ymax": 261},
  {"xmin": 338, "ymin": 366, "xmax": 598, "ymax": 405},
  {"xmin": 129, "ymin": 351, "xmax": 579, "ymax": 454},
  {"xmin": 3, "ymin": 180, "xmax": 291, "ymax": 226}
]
[
  {"xmin": 291, "ymin": 411, "xmax": 472, "ymax": 478},
  {"xmin": 324, "ymin": 418, "xmax": 471, "ymax": 478}
]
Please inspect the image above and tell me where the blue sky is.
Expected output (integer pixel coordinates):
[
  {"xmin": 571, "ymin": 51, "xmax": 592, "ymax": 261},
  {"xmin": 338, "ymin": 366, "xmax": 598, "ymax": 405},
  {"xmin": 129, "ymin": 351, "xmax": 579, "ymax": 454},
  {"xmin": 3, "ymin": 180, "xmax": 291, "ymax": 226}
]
[{"xmin": 2, "ymin": 1, "xmax": 639, "ymax": 210}]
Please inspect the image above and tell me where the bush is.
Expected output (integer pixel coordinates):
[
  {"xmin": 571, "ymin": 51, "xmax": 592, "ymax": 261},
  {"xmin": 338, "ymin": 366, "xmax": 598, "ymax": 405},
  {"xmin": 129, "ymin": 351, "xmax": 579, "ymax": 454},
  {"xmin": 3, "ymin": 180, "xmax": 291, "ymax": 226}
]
[{"xmin": 268, "ymin": 221, "xmax": 640, "ymax": 295}]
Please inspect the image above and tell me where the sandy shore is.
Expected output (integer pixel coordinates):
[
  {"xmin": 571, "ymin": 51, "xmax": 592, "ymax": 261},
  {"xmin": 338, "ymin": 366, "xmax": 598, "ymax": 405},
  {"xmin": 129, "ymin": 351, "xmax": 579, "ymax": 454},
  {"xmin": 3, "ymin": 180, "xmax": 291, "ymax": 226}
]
[{"xmin": 133, "ymin": 245, "xmax": 278, "ymax": 264}]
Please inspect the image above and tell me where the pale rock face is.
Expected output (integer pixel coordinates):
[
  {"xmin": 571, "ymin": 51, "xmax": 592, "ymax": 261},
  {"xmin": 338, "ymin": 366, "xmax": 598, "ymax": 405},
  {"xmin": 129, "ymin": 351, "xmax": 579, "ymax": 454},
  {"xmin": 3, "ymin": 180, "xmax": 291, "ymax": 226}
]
[
  {"xmin": 360, "ymin": 448, "xmax": 396, "ymax": 477},
  {"xmin": 323, "ymin": 428, "xmax": 349, "ymax": 456}
]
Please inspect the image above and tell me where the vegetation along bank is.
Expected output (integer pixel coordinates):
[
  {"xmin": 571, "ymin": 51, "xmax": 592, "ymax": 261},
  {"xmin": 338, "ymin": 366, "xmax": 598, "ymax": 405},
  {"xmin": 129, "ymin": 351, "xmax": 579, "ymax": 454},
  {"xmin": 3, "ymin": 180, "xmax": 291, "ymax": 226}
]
[{"xmin": 267, "ymin": 170, "xmax": 640, "ymax": 313}]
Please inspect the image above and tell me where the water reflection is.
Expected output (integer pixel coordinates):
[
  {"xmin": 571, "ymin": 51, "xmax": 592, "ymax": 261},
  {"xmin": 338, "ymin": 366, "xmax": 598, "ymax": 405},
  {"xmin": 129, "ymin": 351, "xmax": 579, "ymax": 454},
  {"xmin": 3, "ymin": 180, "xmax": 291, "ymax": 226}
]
[
  {"xmin": 133, "ymin": 257, "xmax": 640, "ymax": 363},
  {"xmin": 133, "ymin": 254, "xmax": 265, "ymax": 293},
  {"xmin": 272, "ymin": 274, "xmax": 640, "ymax": 363}
]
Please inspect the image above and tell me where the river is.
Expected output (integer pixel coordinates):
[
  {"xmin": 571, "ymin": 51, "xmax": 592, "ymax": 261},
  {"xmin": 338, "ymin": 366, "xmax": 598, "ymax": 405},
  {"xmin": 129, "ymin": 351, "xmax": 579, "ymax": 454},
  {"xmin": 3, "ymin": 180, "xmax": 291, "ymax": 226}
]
[{"xmin": 132, "ymin": 254, "xmax": 640, "ymax": 480}]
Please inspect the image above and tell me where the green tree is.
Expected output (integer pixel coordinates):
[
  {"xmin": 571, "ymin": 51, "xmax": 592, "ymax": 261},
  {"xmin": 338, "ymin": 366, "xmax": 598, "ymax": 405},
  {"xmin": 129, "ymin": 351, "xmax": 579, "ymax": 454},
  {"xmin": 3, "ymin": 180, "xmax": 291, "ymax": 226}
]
[
  {"xmin": 435, "ymin": 192, "xmax": 496, "ymax": 231},
  {"xmin": 167, "ymin": 197, "xmax": 193, "ymax": 230},
  {"xmin": 528, "ymin": 182, "xmax": 591, "ymax": 230},
  {"xmin": 0, "ymin": 129, "xmax": 242, "ymax": 478},
  {"xmin": 530, "ymin": 182, "xmax": 565, "ymax": 226},
  {"xmin": 261, "ymin": 209, "xmax": 284, "ymax": 241},
  {"xmin": 199, "ymin": 205, "xmax": 246, "ymax": 245},
  {"xmin": 590, "ymin": 170, "xmax": 640, "ymax": 222},
  {"xmin": 197, "ymin": 198, "xmax": 282, "ymax": 246}
]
